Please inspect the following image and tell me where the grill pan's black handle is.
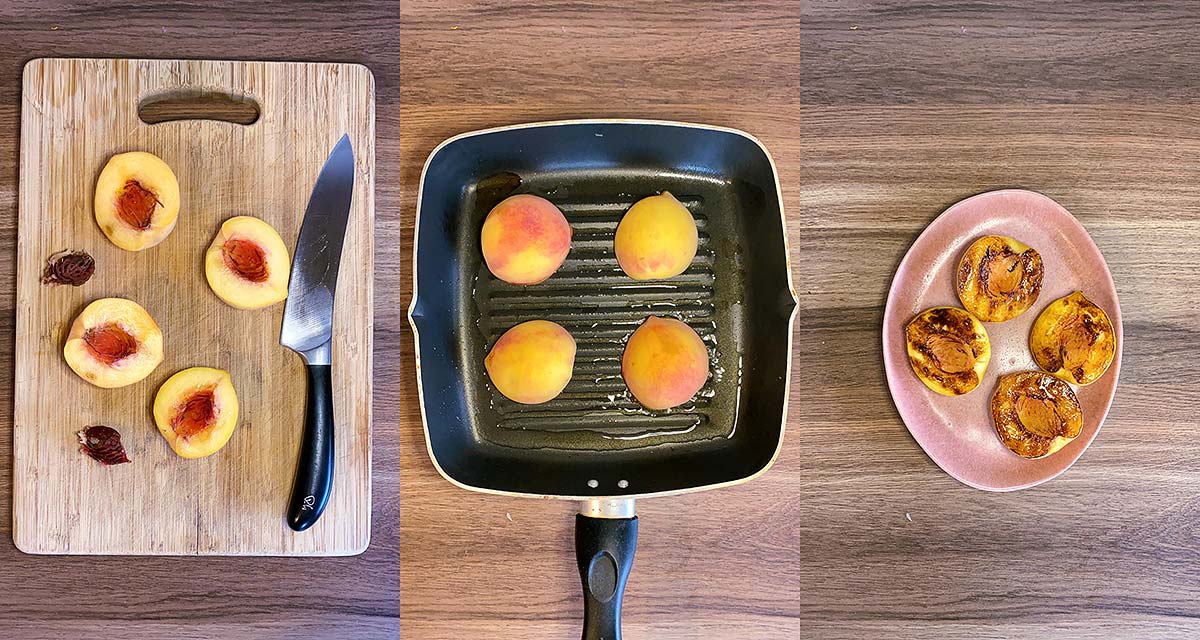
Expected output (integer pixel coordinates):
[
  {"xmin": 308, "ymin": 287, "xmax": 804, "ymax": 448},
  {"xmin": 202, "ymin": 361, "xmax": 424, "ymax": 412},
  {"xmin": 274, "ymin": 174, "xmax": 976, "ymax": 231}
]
[
  {"xmin": 287, "ymin": 363, "xmax": 334, "ymax": 531},
  {"xmin": 576, "ymin": 513, "xmax": 638, "ymax": 640}
]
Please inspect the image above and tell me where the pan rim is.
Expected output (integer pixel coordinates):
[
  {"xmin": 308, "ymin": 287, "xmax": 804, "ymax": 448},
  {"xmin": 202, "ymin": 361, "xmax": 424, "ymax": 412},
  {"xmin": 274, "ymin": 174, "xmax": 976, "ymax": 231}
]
[{"xmin": 408, "ymin": 118, "xmax": 799, "ymax": 501}]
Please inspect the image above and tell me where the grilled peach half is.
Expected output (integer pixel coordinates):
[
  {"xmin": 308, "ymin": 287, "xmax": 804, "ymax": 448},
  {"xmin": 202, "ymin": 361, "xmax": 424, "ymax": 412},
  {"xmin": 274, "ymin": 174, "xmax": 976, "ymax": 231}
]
[
  {"xmin": 1030, "ymin": 291, "xmax": 1116, "ymax": 386},
  {"xmin": 485, "ymin": 320, "xmax": 576, "ymax": 404},
  {"xmin": 63, "ymin": 298, "xmax": 163, "ymax": 388},
  {"xmin": 481, "ymin": 194, "xmax": 572, "ymax": 285},
  {"xmin": 153, "ymin": 367, "xmax": 239, "ymax": 459},
  {"xmin": 622, "ymin": 316, "xmax": 709, "ymax": 410},
  {"xmin": 905, "ymin": 306, "xmax": 991, "ymax": 396},
  {"xmin": 205, "ymin": 216, "xmax": 291, "ymax": 309},
  {"xmin": 614, "ymin": 192, "xmax": 698, "ymax": 280},
  {"xmin": 94, "ymin": 152, "xmax": 180, "ymax": 251},
  {"xmin": 991, "ymin": 371, "xmax": 1083, "ymax": 459},
  {"xmin": 956, "ymin": 235, "xmax": 1043, "ymax": 322}
]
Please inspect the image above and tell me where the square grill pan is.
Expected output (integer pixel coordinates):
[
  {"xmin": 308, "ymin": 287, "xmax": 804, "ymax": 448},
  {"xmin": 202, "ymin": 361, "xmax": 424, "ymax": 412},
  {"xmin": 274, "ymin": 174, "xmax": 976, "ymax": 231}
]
[{"xmin": 411, "ymin": 120, "xmax": 796, "ymax": 499}]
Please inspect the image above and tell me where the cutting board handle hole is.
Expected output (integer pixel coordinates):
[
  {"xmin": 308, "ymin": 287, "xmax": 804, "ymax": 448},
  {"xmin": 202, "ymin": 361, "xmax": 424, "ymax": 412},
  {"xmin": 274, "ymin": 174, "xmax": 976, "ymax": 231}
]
[{"xmin": 138, "ymin": 91, "xmax": 260, "ymax": 125}]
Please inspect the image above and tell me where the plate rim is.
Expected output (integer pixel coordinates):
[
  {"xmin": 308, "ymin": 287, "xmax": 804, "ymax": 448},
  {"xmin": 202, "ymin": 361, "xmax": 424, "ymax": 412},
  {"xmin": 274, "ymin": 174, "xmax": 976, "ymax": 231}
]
[{"xmin": 881, "ymin": 188, "xmax": 1124, "ymax": 492}]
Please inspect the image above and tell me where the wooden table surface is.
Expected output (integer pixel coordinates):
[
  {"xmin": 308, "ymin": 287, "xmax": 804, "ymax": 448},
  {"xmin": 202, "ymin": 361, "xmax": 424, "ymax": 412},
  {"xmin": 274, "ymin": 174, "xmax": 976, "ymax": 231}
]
[
  {"xmin": 402, "ymin": 1, "xmax": 1199, "ymax": 639},
  {"xmin": 400, "ymin": 2, "xmax": 804, "ymax": 638},
  {"xmin": 0, "ymin": 3, "xmax": 399, "ymax": 638},
  {"xmin": 799, "ymin": 1, "xmax": 1199, "ymax": 638}
]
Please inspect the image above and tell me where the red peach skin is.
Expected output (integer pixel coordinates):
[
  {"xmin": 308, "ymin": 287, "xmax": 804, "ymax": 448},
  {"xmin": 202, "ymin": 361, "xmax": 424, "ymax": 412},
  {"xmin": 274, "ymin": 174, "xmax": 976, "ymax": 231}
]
[
  {"xmin": 622, "ymin": 316, "xmax": 709, "ymax": 410},
  {"xmin": 481, "ymin": 194, "xmax": 572, "ymax": 285},
  {"xmin": 485, "ymin": 320, "xmax": 576, "ymax": 404}
]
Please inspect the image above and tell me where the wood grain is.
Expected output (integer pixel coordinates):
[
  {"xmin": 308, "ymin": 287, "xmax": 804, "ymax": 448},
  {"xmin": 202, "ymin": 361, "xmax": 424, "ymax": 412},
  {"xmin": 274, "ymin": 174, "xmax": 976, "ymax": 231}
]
[
  {"xmin": 798, "ymin": 1, "xmax": 1200, "ymax": 638},
  {"xmin": 15, "ymin": 58, "xmax": 373, "ymax": 555},
  {"xmin": 402, "ymin": 1, "xmax": 1200, "ymax": 639},
  {"xmin": 0, "ymin": 2, "xmax": 398, "ymax": 638},
  {"xmin": 400, "ymin": 1, "xmax": 803, "ymax": 638}
]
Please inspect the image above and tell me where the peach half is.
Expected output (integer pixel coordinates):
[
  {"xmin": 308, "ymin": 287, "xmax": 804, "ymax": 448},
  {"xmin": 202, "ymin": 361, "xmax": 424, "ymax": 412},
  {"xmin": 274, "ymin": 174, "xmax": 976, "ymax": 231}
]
[
  {"xmin": 64, "ymin": 298, "xmax": 163, "ymax": 388},
  {"xmin": 622, "ymin": 316, "xmax": 709, "ymax": 410},
  {"xmin": 204, "ymin": 216, "xmax": 291, "ymax": 309},
  {"xmin": 94, "ymin": 151, "xmax": 180, "ymax": 251},
  {"xmin": 990, "ymin": 371, "xmax": 1083, "ymax": 459},
  {"xmin": 905, "ymin": 306, "xmax": 991, "ymax": 396},
  {"xmin": 484, "ymin": 320, "xmax": 576, "ymax": 404},
  {"xmin": 614, "ymin": 192, "xmax": 698, "ymax": 280},
  {"xmin": 1029, "ymin": 291, "xmax": 1116, "ymax": 386},
  {"xmin": 481, "ymin": 194, "xmax": 572, "ymax": 285},
  {"xmin": 153, "ymin": 367, "xmax": 239, "ymax": 459},
  {"xmin": 956, "ymin": 235, "xmax": 1044, "ymax": 322}
]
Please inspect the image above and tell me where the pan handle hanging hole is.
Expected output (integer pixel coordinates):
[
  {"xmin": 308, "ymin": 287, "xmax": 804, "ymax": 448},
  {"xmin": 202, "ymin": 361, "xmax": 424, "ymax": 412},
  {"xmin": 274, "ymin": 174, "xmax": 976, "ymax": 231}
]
[
  {"xmin": 617, "ymin": 479, "xmax": 629, "ymax": 489},
  {"xmin": 587, "ymin": 479, "xmax": 599, "ymax": 489}
]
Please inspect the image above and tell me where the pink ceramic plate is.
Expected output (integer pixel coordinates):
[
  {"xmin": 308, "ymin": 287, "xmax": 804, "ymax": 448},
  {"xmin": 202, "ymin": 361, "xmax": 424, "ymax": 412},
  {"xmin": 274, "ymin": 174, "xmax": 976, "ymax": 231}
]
[{"xmin": 883, "ymin": 189, "xmax": 1122, "ymax": 491}]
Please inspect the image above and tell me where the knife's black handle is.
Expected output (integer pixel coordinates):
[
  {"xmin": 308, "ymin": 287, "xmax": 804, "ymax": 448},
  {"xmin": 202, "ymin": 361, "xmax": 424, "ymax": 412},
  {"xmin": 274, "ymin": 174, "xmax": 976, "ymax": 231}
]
[{"xmin": 287, "ymin": 363, "xmax": 334, "ymax": 531}]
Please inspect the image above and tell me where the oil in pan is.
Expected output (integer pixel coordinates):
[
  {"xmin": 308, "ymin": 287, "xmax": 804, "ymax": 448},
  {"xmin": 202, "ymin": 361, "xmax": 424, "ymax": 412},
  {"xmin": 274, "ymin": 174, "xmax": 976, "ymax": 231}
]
[{"xmin": 468, "ymin": 169, "xmax": 746, "ymax": 452}]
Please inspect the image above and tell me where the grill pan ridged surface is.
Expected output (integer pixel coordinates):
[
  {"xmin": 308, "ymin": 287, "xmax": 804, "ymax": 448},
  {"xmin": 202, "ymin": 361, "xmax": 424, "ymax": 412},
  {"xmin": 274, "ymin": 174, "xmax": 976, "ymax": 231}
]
[{"xmin": 469, "ymin": 171, "xmax": 747, "ymax": 453}]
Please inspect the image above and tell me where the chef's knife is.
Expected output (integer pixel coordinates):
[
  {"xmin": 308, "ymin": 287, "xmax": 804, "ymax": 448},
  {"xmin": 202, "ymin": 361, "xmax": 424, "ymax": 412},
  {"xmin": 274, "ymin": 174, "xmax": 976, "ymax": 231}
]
[{"xmin": 280, "ymin": 134, "xmax": 355, "ymax": 532}]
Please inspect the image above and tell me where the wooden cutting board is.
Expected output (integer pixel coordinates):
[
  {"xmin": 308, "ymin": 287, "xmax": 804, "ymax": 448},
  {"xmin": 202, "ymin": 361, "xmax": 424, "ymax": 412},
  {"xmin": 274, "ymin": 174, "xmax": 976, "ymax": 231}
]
[{"xmin": 14, "ymin": 58, "xmax": 374, "ymax": 555}]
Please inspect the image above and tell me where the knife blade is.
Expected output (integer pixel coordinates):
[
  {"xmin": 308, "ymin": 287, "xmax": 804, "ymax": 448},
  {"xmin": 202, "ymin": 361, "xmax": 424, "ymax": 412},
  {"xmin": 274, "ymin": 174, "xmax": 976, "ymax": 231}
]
[
  {"xmin": 280, "ymin": 134, "xmax": 355, "ymax": 532},
  {"xmin": 281, "ymin": 133, "xmax": 355, "ymax": 363}
]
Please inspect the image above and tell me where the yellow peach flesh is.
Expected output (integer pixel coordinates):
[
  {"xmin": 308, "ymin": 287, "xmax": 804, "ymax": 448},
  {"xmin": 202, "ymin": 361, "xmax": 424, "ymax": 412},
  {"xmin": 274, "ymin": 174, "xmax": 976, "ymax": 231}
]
[
  {"xmin": 904, "ymin": 306, "xmax": 991, "ymax": 396},
  {"xmin": 94, "ymin": 152, "xmax": 180, "ymax": 251},
  {"xmin": 63, "ymin": 298, "xmax": 163, "ymax": 388},
  {"xmin": 484, "ymin": 320, "xmax": 576, "ymax": 404},
  {"xmin": 621, "ymin": 316, "xmax": 709, "ymax": 410},
  {"xmin": 481, "ymin": 195, "xmax": 572, "ymax": 285},
  {"xmin": 153, "ymin": 367, "xmax": 239, "ymax": 459},
  {"xmin": 1029, "ymin": 291, "xmax": 1116, "ymax": 386},
  {"xmin": 204, "ymin": 216, "xmax": 290, "ymax": 309},
  {"xmin": 614, "ymin": 192, "xmax": 698, "ymax": 280},
  {"xmin": 955, "ymin": 235, "xmax": 1044, "ymax": 322}
]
